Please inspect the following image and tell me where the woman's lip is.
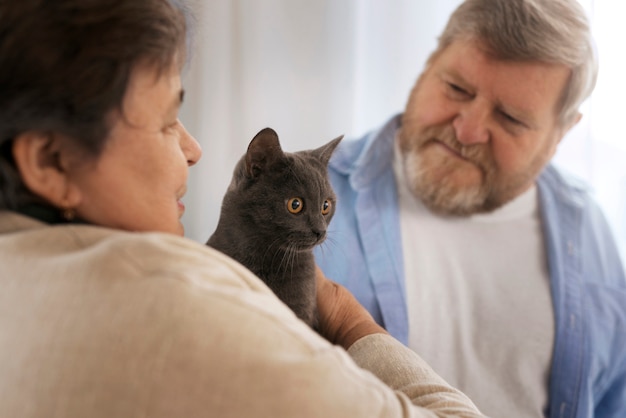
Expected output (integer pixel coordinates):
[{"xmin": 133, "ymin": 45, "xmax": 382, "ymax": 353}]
[{"xmin": 177, "ymin": 186, "xmax": 187, "ymax": 215}]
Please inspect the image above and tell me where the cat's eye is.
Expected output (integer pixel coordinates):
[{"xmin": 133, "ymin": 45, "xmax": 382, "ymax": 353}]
[
  {"xmin": 287, "ymin": 197, "xmax": 303, "ymax": 214},
  {"xmin": 321, "ymin": 200, "xmax": 332, "ymax": 215}
]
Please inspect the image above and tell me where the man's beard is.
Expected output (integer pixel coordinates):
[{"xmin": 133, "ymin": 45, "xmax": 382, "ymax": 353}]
[{"xmin": 398, "ymin": 123, "xmax": 539, "ymax": 216}]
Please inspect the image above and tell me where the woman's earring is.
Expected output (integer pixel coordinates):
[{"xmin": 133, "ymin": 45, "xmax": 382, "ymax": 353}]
[{"xmin": 62, "ymin": 208, "xmax": 76, "ymax": 221}]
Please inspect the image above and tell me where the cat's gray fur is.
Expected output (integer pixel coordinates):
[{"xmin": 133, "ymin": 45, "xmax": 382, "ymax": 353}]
[{"xmin": 207, "ymin": 128, "xmax": 342, "ymax": 329}]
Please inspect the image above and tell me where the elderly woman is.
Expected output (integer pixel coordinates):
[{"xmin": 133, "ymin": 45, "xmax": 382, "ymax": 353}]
[{"xmin": 0, "ymin": 1, "xmax": 483, "ymax": 417}]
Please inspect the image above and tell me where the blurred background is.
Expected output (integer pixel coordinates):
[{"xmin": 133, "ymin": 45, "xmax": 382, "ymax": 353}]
[{"xmin": 179, "ymin": 0, "xmax": 626, "ymax": 261}]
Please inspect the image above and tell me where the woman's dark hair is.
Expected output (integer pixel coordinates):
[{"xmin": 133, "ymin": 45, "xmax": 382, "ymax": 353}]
[{"xmin": 0, "ymin": 0, "xmax": 189, "ymax": 209}]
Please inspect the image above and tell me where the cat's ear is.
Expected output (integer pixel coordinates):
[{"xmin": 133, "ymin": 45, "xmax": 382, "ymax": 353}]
[
  {"xmin": 313, "ymin": 135, "xmax": 343, "ymax": 166},
  {"xmin": 245, "ymin": 127, "xmax": 285, "ymax": 178}
]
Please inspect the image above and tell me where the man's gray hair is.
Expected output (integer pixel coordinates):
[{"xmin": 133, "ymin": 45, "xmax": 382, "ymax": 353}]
[{"xmin": 432, "ymin": 0, "xmax": 597, "ymax": 126}]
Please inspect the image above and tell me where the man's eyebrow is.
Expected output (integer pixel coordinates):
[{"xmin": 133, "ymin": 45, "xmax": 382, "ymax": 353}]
[
  {"xmin": 439, "ymin": 70, "xmax": 474, "ymax": 93},
  {"xmin": 441, "ymin": 69, "xmax": 466, "ymax": 83}
]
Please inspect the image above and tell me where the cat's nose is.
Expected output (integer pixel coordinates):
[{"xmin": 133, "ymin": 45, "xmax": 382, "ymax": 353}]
[{"xmin": 313, "ymin": 229, "xmax": 326, "ymax": 242}]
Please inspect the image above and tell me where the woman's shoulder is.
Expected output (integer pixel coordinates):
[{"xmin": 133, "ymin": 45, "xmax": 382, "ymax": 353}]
[
  {"xmin": 1, "ymin": 213, "xmax": 348, "ymax": 416},
  {"xmin": 68, "ymin": 222, "xmax": 273, "ymax": 295},
  {"xmin": 1, "ymin": 209, "xmax": 332, "ymax": 353},
  {"xmin": 0, "ymin": 211, "xmax": 281, "ymax": 316}
]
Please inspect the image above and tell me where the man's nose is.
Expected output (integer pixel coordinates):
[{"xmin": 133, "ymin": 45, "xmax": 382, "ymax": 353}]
[{"xmin": 452, "ymin": 102, "xmax": 490, "ymax": 145}]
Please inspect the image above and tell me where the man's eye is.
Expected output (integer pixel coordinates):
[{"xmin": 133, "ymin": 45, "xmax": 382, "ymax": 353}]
[
  {"xmin": 449, "ymin": 83, "xmax": 465, "ymax": 92},
  {"xmin": 446, "ymin": 82, "xmax": 470, "ymax": 98},
  {"xmin": 497, "ymin": 110, "xmax": 529, "ymax": 135},
  {"xmin": 500, "ymin": 111, "xmax": 523, "ymax": 126}
]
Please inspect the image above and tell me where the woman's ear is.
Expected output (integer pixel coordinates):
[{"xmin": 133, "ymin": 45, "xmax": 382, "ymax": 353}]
[{"xmin": 12, "ymin": 132, "xmax": 82, "ymax": 209}]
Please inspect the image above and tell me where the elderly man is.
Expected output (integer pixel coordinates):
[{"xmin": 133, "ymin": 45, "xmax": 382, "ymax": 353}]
[{"xmin": 315, "ymin": 0, "xmax": 626, "ymax": 417}]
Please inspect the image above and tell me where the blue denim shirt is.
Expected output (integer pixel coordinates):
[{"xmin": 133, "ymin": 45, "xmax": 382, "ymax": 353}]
[{"xmin": 315, "ymin": 115, "xmax": 626, "ymax": 417}]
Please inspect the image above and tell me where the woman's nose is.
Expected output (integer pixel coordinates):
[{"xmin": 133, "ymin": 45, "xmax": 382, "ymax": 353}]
[{"xmin": 178, "ymin": 120, "xmax": 202, "ymax": 166}]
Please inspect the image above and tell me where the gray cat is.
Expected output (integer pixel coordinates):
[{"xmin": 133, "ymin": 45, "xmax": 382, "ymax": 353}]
[{"xmin": 207, "ymin": 128, "xmax": 342, "ymax": 329}]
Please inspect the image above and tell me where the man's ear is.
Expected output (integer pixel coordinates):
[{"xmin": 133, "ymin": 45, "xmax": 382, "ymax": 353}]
[
  {"xmin": 12, "ymin": 132, "xmax": 82, "ymax": 209},
  {"xmin": 557, "ymin": 112, "xmax": 583, "ymax": 145}
]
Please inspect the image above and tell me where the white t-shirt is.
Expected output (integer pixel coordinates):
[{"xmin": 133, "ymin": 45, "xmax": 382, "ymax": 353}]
[{"xmin": 394, "ymin": 143, "xmax": 554, "ymax": 418}]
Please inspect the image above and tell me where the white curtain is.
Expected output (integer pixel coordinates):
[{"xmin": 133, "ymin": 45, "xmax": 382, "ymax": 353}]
[
  {"xmin": 180, "ymin": 0, "xmax": 463, "ymax": 242},
  {"xmin": 552, "ymin": 0, "xmax": 626, "ymax": 260},
  {"xmin": 180, "ymin": 0, "xmax": 626, "ymax": 261}
]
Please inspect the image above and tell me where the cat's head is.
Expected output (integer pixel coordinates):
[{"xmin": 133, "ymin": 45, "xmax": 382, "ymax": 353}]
[{"xmin": 227, "ymin": 127, "xmax": 342, "ymax": 251}]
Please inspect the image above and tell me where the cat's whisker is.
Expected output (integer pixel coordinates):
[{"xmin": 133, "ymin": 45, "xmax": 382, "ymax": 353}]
[
  {"xmin": 288, "ymin": 243, "xmax": 299, "ymax": 281},
  {"xmin": 316, "ymin": 237, "xmax": 334, "ymax": 257},
  {"xmin": 289, "ymin": 243, "xmax": 298, "ymax": 282},
  {"xmin": 281, "ymin": 244, "xmax": 292, "ymax": 281},
  {"xmin": 262, "ymin": 237, "xmax": 285, "ymax": 277},
  {"xmin": 275, "ymin": 244, "xmax": 288, "ymax": 278}
]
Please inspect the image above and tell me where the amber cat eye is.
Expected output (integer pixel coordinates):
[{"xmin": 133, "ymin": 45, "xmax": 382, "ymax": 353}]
[
  {"xmin": 287, "ymin": 197, "xmax": 304, "ymax": 214},
  {"xmin": 321, "ymin": 200, "xmax": 331, "ymax": 215}
]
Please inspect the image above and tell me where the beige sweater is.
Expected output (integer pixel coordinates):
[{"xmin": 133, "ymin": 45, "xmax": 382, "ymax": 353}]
[{"xmin": 0, "ymin": 211, "xmax": 483, "ymax": 417}]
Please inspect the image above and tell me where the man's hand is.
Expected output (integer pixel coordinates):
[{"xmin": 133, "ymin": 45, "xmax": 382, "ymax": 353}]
[{"xmin": 315, "ymin": 266, "xmax": 388, "ymax": 349}]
